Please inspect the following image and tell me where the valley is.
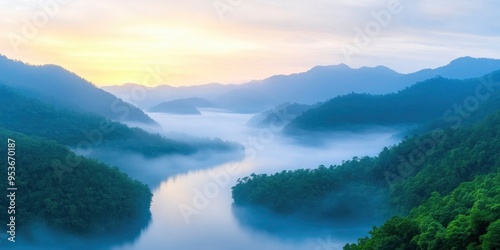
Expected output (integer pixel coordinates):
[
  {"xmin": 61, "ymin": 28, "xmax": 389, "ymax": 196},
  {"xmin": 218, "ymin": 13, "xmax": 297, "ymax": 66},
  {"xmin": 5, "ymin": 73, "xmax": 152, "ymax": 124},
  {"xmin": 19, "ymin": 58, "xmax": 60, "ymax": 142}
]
[{"xmin": 0, "ymin": 55, "xmax": 499, "ymax": 249}]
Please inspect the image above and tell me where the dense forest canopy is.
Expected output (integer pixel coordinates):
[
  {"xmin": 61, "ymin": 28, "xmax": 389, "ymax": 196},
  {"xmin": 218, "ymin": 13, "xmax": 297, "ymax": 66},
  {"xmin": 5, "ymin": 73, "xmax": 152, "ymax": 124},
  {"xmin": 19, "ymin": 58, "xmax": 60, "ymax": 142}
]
[
  {"xmin": 344, "ymin": 172, "xmax": 500, "ymax": 250},
  {"xmin": 0, "ymin": 129, "xmax": 152, "ymax": 234},
  {"xmin": 0, "ymin": 78, "xmax": 240, "ymax": 241},
  {"xmin": 0, "ymin": 84, "xmax": 238, "ymax": 158},
  {"xmin": 233, "ymin": 105, "xmax": 500, "ymax": 249},
  {"xmin": 285, "ymin": 71, "xmax": 500, "ymax": 132}
]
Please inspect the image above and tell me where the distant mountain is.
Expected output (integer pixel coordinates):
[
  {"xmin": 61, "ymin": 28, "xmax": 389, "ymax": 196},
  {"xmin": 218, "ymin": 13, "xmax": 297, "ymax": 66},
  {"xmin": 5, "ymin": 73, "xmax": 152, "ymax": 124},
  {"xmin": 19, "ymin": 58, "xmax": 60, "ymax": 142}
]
[
  {"xmin": 149, "ymin": 102, "xmax": 200, "ymax": 115},
  {"xmin": 0, "ymin": 55, "xmax": 155, "ymax": 124},
  {"xmin": 220, "ymin": 57, "xmax": 500, "ymax": 113},
  {"xmin": 104, "ymin": 57, "xmax": 500, "ymax": 113},
  {"xmin": 158, "ymin": 97, "xmax": 214, "ymax": 108},
  {"xmin": 233, "ymin": 64, "xmax": 402, "ymax": 109},
  {"xmin": 409, "ymin": 56, "xmax": 500, "ymax": 80},
  {"xmin": 246, "ymin": 102, "xmax": 317, "ymax": 128},
  {"xmin": 148, "ymin": 97, "xmax": 215, "ymax": 115},
  {"xmin": 104, "ymin": 83, "xmax": 238, "ymax": 109},
  {"xmin": 285, "ymin": 70, "xmax": 500, "ymax": 133}
]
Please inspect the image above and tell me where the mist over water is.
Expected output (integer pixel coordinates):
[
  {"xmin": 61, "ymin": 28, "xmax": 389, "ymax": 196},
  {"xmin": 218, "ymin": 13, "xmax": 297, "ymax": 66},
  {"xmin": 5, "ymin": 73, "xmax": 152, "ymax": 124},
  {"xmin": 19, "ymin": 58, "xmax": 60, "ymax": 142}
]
[
  {"xmin": 109, "ymin": 110, "xmax": 401, "ymax": 250},
  {"xmin": 13, "ymin": 110, "xmax": 401, "ymax": 249}
]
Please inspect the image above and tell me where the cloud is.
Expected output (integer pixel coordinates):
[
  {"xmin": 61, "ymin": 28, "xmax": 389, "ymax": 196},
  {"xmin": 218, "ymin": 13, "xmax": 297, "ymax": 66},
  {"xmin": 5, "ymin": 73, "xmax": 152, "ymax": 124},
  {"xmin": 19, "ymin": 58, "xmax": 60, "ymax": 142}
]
[{"xmin": 0, "ymin": 0, "xmax": 499, "ymax": 86}]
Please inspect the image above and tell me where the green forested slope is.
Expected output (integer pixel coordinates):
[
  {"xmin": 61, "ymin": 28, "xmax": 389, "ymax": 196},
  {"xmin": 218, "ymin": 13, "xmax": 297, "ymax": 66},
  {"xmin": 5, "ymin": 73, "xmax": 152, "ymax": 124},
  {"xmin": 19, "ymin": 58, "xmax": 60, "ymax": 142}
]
[
  {"xmin": 0, "ymin": 84, "xmax": 236, "ymax": 158},
  {"xmin": 0, "ymin": 129, "xmax": 152, "ymax": 234},
  {"xmin": 285, "ymin": 71, "xmax": 500, "ymax": 132},
  {"xmin": 344, "ymin": 173, "xmax": 500, "ymax": 250},
  {"xmin": 0, "ymin": 55, "xmax": 155, "ymax": 124},
  {"xmin": 233, "ymin": 110, "xmax": 500, "ymax": 249}
]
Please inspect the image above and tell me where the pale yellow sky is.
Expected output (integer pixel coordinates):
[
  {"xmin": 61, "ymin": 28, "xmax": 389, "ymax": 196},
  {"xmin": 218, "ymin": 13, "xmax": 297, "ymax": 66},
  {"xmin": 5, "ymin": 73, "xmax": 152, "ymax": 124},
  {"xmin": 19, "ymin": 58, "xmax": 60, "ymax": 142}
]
[{"xmin": 1, "ymin": 0, "xmax": 499, "ymax": 87}]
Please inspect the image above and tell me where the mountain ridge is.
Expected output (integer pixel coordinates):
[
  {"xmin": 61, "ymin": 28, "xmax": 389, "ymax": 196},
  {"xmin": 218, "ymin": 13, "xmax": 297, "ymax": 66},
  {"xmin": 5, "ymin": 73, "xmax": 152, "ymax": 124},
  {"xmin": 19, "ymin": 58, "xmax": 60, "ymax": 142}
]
[
  {"xmin": 104, "ymin": 57, "xmax": 500, "ymax": 113},
  {"xmin": 0, "ymin": 55, "xmax": 156, "ymax": 125},
  {"xmin": 284, "ymin": 70, "xmax": 500, "ymax": 133}
]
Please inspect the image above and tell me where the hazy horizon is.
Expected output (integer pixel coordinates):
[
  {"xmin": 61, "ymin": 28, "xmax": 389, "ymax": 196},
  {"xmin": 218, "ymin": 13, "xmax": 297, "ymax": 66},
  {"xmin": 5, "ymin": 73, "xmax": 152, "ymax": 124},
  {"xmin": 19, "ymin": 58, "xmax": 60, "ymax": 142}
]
[
  {"xmin": 2, "ymin": 0, "xmax": 500, "ymax": 87},
  {"xmin": 1, "ymin": 1, "xmax": 499, "ymax": 249}
]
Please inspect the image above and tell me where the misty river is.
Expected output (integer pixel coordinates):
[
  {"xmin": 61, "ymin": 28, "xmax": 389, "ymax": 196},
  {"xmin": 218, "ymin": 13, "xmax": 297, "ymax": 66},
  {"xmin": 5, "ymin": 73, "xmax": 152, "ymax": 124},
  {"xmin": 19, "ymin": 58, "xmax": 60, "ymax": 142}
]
[
  {"xmin": 13, "ymin": 110, "xmax": 401, "ymax": 250},
  {"xmin": 111, "ymin": 110, "xmax": 401, "ymax": 250}
]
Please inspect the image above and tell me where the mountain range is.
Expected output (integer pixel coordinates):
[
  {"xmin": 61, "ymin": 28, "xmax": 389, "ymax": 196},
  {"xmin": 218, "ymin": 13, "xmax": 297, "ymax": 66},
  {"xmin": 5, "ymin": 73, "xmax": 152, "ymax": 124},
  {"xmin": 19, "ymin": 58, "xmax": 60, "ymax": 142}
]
[
  {"xmin": 0, "ymin": 55, "xmax": 155, "ymax": 124},
  {"xmin": 105, "ymin": 57, "xmax": 500, "ymax": 113},
  {"xmin": 284, "ymin": 71, "xmax": 500, "ymax": 133},
  {"xmin": 0, "ymin": 84, "xmax": 238, "ymax": 158}
]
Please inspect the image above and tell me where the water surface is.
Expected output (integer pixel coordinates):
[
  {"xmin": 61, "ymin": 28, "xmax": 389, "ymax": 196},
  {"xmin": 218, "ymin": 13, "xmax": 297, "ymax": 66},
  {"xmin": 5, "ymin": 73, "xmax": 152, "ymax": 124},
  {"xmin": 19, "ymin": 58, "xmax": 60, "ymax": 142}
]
[{"xmin": 112, "ymin": 110, "xmax": 401, "ymax": 250}]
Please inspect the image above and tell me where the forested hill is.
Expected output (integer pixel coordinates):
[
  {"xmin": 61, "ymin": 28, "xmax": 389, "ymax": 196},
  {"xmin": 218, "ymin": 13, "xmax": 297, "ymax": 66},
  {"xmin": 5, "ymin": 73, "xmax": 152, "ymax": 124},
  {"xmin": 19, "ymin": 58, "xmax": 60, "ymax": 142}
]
[
  {"xmin": 0, "ymin": 129, "xmax": 152, "ymax": 235},
  {"xmin": 232, "ymin": 110, "xmax": 500, "ymax": 249},
  {"xmin": 0, "ymin": 55, "xmax": 155, "ymax": 124},
  {"xmin": 148, "ymin": 100, "xmax": 202, "ymax": 115},
  {"xmin": 246, "ymin": 102, "xmax": 316, "ymax": 128},
  {"xmin": 344, "ymin": 172, "xmax": 500, "ymax": 249},
  {"xmin": 285, "ymin": 70, "xmax": 500, "ymax": 133},
  {"xmin": 0, "ymin": 84, "xmax": 238, "ymax": 158}
]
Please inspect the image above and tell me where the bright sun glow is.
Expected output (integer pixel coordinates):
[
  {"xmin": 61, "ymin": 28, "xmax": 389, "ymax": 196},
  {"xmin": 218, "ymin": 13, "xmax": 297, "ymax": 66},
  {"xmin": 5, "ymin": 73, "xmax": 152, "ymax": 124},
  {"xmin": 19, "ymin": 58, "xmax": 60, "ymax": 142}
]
[{"xmin": 1, "ymin": 0, "xmax": 499, "ymax": 86}]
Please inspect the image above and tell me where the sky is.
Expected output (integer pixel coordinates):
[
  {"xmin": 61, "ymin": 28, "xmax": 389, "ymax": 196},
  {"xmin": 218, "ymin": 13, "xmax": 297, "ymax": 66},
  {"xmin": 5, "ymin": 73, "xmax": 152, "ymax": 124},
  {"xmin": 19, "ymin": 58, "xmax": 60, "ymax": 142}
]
[{"xmin": 1, "ymin": 0, "xmax": 500, "ymax": 87}]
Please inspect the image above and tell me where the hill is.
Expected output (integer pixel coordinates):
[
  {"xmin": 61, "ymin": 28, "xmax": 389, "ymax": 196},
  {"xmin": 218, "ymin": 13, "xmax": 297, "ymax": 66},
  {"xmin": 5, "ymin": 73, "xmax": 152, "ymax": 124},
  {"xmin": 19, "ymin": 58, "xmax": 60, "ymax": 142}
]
[
  {"xmin": 246, "ymin": 102, "xmax": 317, "ymax": 128},
  {"xmin": 232, "ymin": 109, "xmax": 500, "ymax": 249},
  {"xmin": 0, "ymin": 55, "xmax": 155, "ymax": 124},
  {"xmin": 233, "ymin": 111, "xmax": 500, "ymax": 248},
  {"xmin": 105, "ymin": 57, "xmax": 500, "ymax": 113},
  {"xmin": 149, "ymin": 102, "xmax": 201, "ymax": 115},
  {"xmin": 345, "ymin": 172, "xmax": 500, "ymax": 249},
  {"xmin": 234, "ymin": 57, "xmax": 500, "ymax": 112},
  {"xmin": 0, "ymin": 129, "xmax": 152, "ymax": 235},
  {"xmin": 104, "ymin": 83, "xmax": 237, "ymax": 109},
  {"xmin": 0, "ymin": 84, "xmax": 238, "ymax": 158},
  {"xmin": 148, "ymin": 98, "xmax": 214, "ymax": 114},
  {"xmin": 285, "ymin": 70, "xmax": 500, "ymax": 133}
]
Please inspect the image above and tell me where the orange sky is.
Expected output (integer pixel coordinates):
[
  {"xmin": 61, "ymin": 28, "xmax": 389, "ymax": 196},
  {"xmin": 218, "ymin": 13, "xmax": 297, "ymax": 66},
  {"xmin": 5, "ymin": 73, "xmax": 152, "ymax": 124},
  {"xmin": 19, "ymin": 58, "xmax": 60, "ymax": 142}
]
[{"xmin": 1, "ymin": 0, "xmax": 499, "ymax": 86}]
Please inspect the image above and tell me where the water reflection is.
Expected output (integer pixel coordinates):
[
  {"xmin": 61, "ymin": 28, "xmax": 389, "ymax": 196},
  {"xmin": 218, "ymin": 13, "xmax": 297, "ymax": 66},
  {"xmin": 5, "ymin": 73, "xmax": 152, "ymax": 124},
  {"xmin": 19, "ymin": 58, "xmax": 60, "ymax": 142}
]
[
  {"xmin": 231, "ymin": 204, "xmax": 379, "ymax": 243},
  {"xmin": 7, "ymin": 213, "xmax": 151, "ymax": 250},
  {"xmin": 9, "ymin": 110, "xmax": 402, "ymax": 250},
  {"xmin": 111, "ymin": 111, "xmax": 401, "ymax": 250}
]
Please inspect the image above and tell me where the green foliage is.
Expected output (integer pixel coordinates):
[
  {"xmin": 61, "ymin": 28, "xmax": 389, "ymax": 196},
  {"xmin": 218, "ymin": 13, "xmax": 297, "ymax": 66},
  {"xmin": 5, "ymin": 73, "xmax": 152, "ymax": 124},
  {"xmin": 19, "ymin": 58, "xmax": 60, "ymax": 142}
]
[
  {"xmin": 232, "ymin": 158, "xmax": 389, "ymax": 221},
  {"xmin": 347, "ymin": 173, "xmax": 500, "ymax": 249},
  {"xmin": 286, "ymin": 71, "xmax": 500, "ymax": 132},
  {"xmin": 233, "ymin": 110, "xmax": 500, "ymax": 249},
  {"xmin": 0, "ymin": 129, "xmax": 152, "ymax": 234},
  {"xmin": 388, "ymin": 111, "xmax": 500, "ymax": 212},
  {"xmin": 233, "ymin": 111, "xmax": 500, "ymax": 220},
  {"xmin": 0, "ymin": 55, "xmax": 156, "ymax": 124},
  {"xmin": 0, "ymin": 84, "xmax": 237, "ymax": 158},
  {"xmin": 481, "ymin": 220, "xmax": 500, "ymax": 250}
]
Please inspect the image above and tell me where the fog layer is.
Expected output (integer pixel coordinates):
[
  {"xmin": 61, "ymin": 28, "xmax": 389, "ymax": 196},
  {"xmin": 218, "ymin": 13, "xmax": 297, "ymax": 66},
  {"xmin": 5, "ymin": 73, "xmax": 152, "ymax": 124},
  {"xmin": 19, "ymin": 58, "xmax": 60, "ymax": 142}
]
[
  {"xmin": 110, "ymin": 110, "xmax": 401, "ymax": 250},
  {"xmin": 16, "ymin": 110, "xmax": 402, "ymax": 249}
]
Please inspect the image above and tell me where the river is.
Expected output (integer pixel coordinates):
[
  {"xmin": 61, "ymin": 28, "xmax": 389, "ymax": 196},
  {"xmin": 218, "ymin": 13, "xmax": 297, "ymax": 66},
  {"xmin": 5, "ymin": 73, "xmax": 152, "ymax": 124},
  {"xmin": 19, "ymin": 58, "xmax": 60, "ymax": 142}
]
[{"xmin": 110, "ymin": 110, "xmax": 401, "ymax": 250}]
